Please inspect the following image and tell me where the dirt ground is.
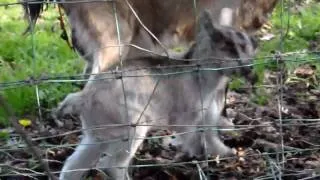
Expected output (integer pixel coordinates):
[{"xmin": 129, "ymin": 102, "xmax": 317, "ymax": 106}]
[
  {"xmin": 0, "ymin": 63, "xmax": 319, "ymax": 180},
  {"xmin": 129, "ymin": 65, "xmax": 320, "ymax": 180}
]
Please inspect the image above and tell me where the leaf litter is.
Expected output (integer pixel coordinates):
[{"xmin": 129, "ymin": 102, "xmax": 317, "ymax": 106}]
[{"xmin": 0, "ymin": 62, "xmax": 319, "ymax": 180}]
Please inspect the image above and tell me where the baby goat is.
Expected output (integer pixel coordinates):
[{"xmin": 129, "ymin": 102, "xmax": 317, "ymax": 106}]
[{"xmin": 54, "ymin": 11, "xmax": 258, "ymax": 180}]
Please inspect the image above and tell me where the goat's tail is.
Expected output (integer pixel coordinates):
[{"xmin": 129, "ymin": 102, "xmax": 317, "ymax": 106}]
[{"xmin": 21, "ymin": 0, "xmax": 46, "ymax": 34}]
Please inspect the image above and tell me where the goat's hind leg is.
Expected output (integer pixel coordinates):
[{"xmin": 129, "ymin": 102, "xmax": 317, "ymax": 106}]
[{"xmin": 59, "ymin": 135, "xmax": 102, "ymax": 180}]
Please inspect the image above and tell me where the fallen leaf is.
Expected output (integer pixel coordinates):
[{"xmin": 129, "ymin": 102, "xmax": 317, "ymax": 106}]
[
  {"xmin": 18, "ymin": 119, "xmax": 32, "ymax": 127},
  {"xmin": 294, "ymin": 65, "xmax": 315, "ymax": 78}
]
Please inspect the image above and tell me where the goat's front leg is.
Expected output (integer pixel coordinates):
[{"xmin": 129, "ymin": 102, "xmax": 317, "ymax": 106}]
[
  {"xmin": 204, "ymin": 100, "xmax": 235, "ymax": 157},
  {"xmin": 53, "ymin": 91, "xmax": 83, "ymax": 119},
  {"xmin": 218, "ymin": 83, "xmax": 235, "ymax": 129},
  {"xmin": 59, "ymin": 135, "xmax": 102, "ymax": 180}
]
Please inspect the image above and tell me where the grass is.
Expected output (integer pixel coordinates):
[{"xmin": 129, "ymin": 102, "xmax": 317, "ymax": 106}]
[
  {"xmin": 255, "ymin": 0, "xmax": 320, "ymax": 72},
  {"xmin": 233, "ymin": 0, "xmax": 320, "ymax": 101},
  {"xmin": 252, "ymin": 1, "xmax": 320, "ymax": 105},
  {"xmin": 0, "ymin": 1, "xmax": 83, "ymax": 126},
  {"xmin": 0, "ymin": 0, "xmax": 320, "ymax": 127}
]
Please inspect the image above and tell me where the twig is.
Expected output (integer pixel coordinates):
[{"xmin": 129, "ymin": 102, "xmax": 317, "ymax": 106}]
[
  {"xmin": 10, "ymin": 170, "xmax": 38, "ymax": 180},
  {"xmin": 253, "ymin": 139, "xmax": 303, "ymax": 152},
  {"xmin": 0, "ymin": 95, "xmax": 58, "ymax": 180},
  {"xmin": 0, "ymin": 163, "xmax": 45, "ymax": 176}
]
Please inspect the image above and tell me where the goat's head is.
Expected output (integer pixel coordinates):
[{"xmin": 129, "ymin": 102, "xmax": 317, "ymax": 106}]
[{"xmin": 189, "ymin": 10, "xmax": 258, "ymax": 83}]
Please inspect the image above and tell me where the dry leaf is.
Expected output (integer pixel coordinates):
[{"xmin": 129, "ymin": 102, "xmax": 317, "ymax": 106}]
[{"xmin": 294, "ymin": 65, "xmax": 316, "ymax": 78}]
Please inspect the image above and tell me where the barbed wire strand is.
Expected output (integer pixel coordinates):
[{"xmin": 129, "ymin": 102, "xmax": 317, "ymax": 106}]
[
  {"xmin": 29, "ymin": 6, "xmax": 44, "ymax": 124},
  {"xmin": 192, "ymin": 0, "xmax": 210, "ymax": 178},
  {"xmin": 111, "ymin": 2, "xmax": 132, "ymax": 179},
  {"xmin": 277, "ymin": 0, "xmax": 288, "ymax": 176},
  {"xmin": 2, "ymin": 57, "xmax": 319, "ymax": 91},
  {"xmin": 0, "ymin": 0, "xmax": 114, "ymax": 7}
]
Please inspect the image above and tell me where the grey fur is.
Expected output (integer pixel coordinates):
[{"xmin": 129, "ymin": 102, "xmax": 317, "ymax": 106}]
[{"xmin": 54, "ymin": 11, "xmax": 257, "ymax": 180}]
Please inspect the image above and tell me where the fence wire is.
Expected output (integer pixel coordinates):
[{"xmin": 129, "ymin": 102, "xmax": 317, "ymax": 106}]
[{"xmin": 0, "ymin": 0, "xmax": 319, "ymax": 180}]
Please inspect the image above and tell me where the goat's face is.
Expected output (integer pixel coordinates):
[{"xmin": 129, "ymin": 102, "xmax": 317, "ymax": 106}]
[{"xmin": 190, "ymin": 11, "xmax": 259, "ymax": 81}]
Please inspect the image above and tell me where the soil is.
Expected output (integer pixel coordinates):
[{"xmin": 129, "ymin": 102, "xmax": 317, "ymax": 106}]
[{"xmin": 0, "ymin": 63, "xmax": 319, "ymax": 180}]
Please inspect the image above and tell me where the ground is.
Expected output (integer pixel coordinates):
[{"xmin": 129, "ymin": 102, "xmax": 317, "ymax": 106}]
[{"xmin": 0, "ymin": 0, "xmax": 319, "ymax": 180}]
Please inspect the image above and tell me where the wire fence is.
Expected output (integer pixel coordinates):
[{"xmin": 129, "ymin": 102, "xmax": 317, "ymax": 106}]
[{"xmin": 0, "ymin": 0, "xmax": 319, "ymax": 180}]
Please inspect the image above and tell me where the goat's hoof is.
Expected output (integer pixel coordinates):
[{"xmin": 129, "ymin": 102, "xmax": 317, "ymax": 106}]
[{"xmin": 51, "ymin": 111, "xmax": 65, "ymax": 127}]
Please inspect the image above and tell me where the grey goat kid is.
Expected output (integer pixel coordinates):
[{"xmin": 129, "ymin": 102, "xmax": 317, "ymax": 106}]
[{"xmin": 55, "ymin": 11, "xmax": 258, "ymax": 180}]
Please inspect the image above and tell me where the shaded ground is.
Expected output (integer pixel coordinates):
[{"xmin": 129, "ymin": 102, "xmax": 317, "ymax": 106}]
[
  {"xmin": 0, "ymin": 63, "xmax": 319, "ymax": 180},
  {"xmin": 129, "ymin": 64, "xmax": 320, "ymax": 180}
]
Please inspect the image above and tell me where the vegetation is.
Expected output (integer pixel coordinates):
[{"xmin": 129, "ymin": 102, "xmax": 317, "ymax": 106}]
[
  {"xmin": 232, "ymin": 0, "xmax": 320, "ymax": 103},
  {"xmin": 0, "ymin": 1, "xmax": 83, "ymax": 126}
]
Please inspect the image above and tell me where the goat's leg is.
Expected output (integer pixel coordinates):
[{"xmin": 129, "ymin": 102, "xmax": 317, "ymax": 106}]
[
  {"xmin": 176, "ymin": 96, "xmax": 234, "ymax": 158},
  {"xmin": 96, "ymin": 126, "xmax": 150, "ymax": 180},
  {"xmin": 204, "ymin": 100, "xmax": 235, "ymax": 157},
  {"xmin": 53, "ymin": 91, "xmax": 83, "ymax": 119},
  {"xmin": 218, "ymin": 84, "xmax": 235, "ymax": 129},
  {"xmin": 87, "ymin": 4, "xmax": 134, "ymax": 81},
  {"xmin": 59, "ymin": 135, "xmax": 102, "ymax": 180},
  {"xmin": 171, "ymin": 123, "xmax": 233, "ymax": 159}
]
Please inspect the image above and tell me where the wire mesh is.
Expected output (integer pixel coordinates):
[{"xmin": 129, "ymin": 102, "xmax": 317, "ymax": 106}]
[{"xmin": 0, "ymin": 0, "xmax": 319, "ymax": 180}]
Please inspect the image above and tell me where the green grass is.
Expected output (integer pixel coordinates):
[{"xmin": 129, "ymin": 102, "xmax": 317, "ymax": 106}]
[
  {"xmin": 0, "ymin": 1, "xmax": 82, "ymax": 126},
  {"xmin": 0, "ymin": 0, "xmax": 320, "ymax": 127},
  {"xmin": 233, "ymin": 1, "xmax": 320, "ymax": 101},
  {"xmin": 255, "ymin": 0, "xmax": 320, "ymax": 72}
]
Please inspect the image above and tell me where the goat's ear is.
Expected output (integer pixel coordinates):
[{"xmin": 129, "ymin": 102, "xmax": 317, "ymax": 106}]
[
  {"xmin": 219, "ymin": 8, "xmax": 233, "ymax": 27},
  {"xmin": 198, "ymin": 10, "xmax": 224, "ymax": 42}
]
